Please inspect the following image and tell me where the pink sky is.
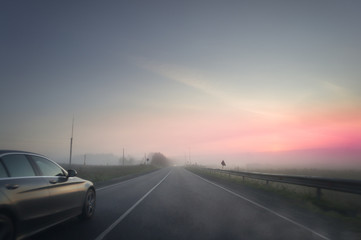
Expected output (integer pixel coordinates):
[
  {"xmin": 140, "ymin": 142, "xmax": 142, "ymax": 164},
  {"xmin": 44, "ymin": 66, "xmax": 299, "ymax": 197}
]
[{"xmin": 2, "ymin": 1, "xmax": 361, "ymax": 168}]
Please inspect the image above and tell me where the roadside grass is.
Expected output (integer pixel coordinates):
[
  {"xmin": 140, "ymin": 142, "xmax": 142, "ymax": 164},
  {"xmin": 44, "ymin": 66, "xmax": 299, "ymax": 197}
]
[
  {"xmin": 187, "ymin": 167, "xmax": 361, "ymax": 230},
  {"xmin": 61, "ymin": 164, "xmax": 158, "ymax": 183}
]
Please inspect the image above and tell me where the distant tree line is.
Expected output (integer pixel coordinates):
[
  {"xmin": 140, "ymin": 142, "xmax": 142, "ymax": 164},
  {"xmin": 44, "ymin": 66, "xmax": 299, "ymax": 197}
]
[{"xmin": 150, "ymin": 152, "xmax": 171, "ymax": 167}]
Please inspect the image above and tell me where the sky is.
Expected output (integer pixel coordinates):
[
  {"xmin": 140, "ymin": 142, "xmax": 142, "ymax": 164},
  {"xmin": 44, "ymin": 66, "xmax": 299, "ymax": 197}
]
[{"xmin": 1, "ymin": 0, "xmax": 361, "ymax": 167}]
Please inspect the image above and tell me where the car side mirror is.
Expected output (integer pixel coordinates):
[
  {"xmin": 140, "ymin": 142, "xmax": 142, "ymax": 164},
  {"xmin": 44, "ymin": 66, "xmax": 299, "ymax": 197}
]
[{"xmin": 67, "ymin": 169, "xmax": 78, "ymax": 177}]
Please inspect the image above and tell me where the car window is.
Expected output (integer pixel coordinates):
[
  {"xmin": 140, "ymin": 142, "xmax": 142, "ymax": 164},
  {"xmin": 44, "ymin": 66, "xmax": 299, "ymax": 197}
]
[
  {"xmin": 32, "ymin": 156, "xmax": 65, "ymax": 176},
  {"xmin": 0, "ymin": 162, "xmax": 8, "ymax": 178},
  {"xmin": 1, "ymin": 154, "xmax": 36, "ymax": 177}
]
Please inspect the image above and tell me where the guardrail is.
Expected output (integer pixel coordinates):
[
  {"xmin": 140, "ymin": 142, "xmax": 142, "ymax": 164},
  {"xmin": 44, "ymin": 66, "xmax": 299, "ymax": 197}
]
[{"xmin": 205, "ymin": 168, "xmax": 361, "ymax": 199}]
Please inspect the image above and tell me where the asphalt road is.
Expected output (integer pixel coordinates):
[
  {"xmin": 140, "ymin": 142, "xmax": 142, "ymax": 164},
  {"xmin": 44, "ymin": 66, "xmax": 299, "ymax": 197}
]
[{"xmin": 30, "ymin": 167, "xmax": 357, "ymax": 240}]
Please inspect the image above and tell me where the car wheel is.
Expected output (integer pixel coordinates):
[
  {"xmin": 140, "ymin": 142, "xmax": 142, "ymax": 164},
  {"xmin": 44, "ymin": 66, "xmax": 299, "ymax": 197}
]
[
  {"xmin": 80, "ymin": 188, "xmax": 96, "ymax": 220},
  {"xmin": 0, "ymin": 214, "xmax": 14, "ymax": 240}
]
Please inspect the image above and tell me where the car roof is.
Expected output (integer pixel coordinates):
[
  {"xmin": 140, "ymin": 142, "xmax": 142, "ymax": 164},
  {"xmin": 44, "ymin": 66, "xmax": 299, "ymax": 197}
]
[{"xmin": 0, "ymin": 150, "xmax": 42, "ymax": 156}]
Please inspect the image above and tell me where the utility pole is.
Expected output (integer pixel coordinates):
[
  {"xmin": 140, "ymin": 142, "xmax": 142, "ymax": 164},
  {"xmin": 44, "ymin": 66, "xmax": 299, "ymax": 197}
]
[
  {"xmin": 189, "ymin": 147, "xmax": 191, "ymax": 165},
  {"xmin": 122, "ymin": 148, "xmax": 125, "ymax": 166},
  {"xmin": 69, "ymin": 116, "xmax": 74, "ymax": 167}
]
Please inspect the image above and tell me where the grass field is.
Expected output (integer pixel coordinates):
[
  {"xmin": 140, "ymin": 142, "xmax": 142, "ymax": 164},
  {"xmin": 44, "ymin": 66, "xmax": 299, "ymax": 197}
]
[
  {"xmin": 61, "ymin": 164, "xmax": 158, "ymax": 183},
  {"xmin": 188, "ymin": 166, "xmax": 361, "ymax": 229}
]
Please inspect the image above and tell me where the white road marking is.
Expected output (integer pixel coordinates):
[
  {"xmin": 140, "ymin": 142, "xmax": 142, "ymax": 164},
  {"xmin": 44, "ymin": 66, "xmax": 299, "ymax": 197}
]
[
  {"xmin": 94, "ymin": 170, "xmax": 172, "ymax": 240},
  {"xmin": 191, "ymin": 171, "xmax": 330, "ymax": 240},
  {"xmin": 96, "ymin": 177, "xmax": 139, "ymax": 191}
]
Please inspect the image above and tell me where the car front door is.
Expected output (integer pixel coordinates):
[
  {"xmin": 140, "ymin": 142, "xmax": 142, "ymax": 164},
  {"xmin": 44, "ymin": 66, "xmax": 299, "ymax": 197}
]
[
  {"xmin": 0, "ymin": 154, "xmax": 50, "ymax": 234},
  {"xmin": 30, "ymin": 156, "xmax": 84, "ymax": 219}
]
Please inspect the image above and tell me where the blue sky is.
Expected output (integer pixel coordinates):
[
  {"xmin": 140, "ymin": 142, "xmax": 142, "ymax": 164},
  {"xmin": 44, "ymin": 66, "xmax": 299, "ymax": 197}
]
[{"xmin": 1, "ymin": 1, "xmax": 361, "ymax": 166}]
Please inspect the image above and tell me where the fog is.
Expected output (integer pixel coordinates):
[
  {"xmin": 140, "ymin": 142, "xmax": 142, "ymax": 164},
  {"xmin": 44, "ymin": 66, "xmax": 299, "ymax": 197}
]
[
  {"xmin": 52, "ymin": 146, "xmax": 361, "ymax": 173},
  {"xmin": 2, "ymin": 2, "xmax": 361, "ymax": 239},
  {"xmin": 191, "ymin": 148, "xmax": 361, "ymax": 170},
  {"xmin": 2, "ymin": 1, "xmax": 361, "ymax": 173}
]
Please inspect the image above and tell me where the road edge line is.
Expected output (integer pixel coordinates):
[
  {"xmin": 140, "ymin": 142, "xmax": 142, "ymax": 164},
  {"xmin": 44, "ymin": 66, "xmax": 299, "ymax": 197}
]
[
  {"xmin": 97, "ymin": 169, "xmax": 161, "ymax": 191},
  {"xmin": 94, "ymin": 169, "xmax": 172, "ymax": 240},
  {"xmin": 97, "ymin": 177, "xmax": 138, "ymax": 191},
  {"xmin": 189, "ymin": 170, "xmax": 330, "ymax": 240}
]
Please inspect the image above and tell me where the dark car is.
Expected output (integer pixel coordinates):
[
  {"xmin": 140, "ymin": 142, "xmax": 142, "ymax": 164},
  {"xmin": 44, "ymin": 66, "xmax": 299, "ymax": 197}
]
[{"xmin": 0, "ymin": 150, "xmax": 96, "ymax": 240}]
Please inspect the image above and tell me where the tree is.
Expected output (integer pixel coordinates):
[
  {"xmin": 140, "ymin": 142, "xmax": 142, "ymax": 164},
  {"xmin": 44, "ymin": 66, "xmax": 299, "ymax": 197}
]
[{"xmin": 150, "ymin": 152, "xmax": 171, "ymax": 167}]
